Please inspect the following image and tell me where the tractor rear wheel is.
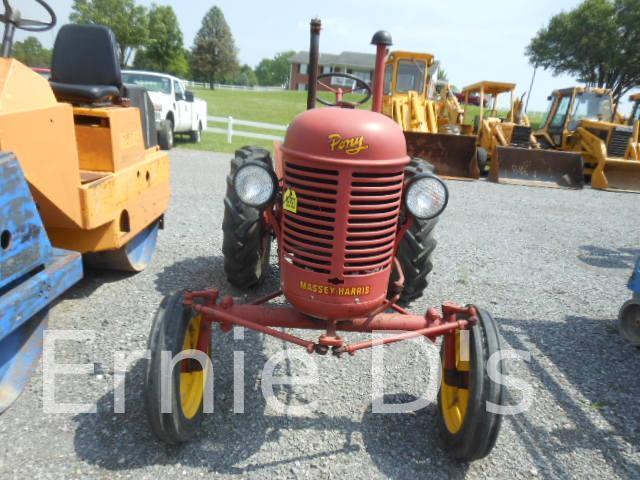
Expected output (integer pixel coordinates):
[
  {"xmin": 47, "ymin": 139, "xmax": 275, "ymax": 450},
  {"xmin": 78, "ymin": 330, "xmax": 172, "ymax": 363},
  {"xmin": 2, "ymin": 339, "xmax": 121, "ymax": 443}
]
[
  {"xmin": 392, "ymin": 157, "xmax": 438, "ymax": 307},
  {"xmin": 222, "ymin": 146, "xmax": 273, "ymax": 289}
]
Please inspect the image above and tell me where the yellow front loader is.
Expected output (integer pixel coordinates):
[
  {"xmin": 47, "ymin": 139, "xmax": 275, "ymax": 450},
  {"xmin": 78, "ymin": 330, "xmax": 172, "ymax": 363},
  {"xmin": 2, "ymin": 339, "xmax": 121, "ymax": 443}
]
[
  {"xmin": 382, "ymin": 51, "xmax": 478, "ymax": 179},
  {"xmin": 536, "ymin": 87, "xmax": 640, "ymax": 192},
  {"xmin": 461, "ymin": 81, "xmax": 584, "ymax": 189}
]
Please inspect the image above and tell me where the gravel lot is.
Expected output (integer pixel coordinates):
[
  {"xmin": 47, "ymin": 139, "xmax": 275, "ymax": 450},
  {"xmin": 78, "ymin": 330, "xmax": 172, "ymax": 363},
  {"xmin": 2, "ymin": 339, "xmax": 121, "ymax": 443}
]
[{"xmin": 1, "ymin": 148, "xmax": 639, "ymax": 479}]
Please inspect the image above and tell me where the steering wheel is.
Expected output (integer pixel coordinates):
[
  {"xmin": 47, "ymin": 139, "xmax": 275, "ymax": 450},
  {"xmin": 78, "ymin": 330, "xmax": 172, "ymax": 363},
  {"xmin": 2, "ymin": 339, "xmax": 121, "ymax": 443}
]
[
  {"xmin": 316, "ymin": 73, "xmax": 372, "ymax": 108},
  {"xmin": 0, "ymin": 0, "xmax": 56, "ymax": 32}
]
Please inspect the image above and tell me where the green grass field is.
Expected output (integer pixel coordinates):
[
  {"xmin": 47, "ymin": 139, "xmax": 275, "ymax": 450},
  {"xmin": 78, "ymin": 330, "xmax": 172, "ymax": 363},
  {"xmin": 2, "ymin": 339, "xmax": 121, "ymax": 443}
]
[
  {"xmin": 179, "ymin": 88, "xmax": 371, "ymax": 153},
  {"xmin": 179, "ymin": 88, "xmax": 544, "ymax": 154}
]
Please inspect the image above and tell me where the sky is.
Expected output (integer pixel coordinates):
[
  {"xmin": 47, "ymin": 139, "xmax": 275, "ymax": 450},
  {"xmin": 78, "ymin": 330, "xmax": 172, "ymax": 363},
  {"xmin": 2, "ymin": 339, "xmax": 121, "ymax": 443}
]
[{"xmin": 15, "ymin": 0, "xmax": 625, "ymax": 112}]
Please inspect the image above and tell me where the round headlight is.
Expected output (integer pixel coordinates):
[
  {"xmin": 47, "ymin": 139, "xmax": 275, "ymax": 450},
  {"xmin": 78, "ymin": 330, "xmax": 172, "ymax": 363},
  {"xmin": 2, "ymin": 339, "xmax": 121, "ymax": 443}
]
[
  {"xmin": 405, "ymin": 174, "xmax": 449, "ymax": 220},
  {"xmin": 233, "ymin": 163, "xmax": 277, "ymax": 207}
]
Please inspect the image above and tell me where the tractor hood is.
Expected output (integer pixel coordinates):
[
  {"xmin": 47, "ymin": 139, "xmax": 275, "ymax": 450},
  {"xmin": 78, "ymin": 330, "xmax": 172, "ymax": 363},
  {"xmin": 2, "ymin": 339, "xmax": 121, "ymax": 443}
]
[{"xmin": 282, "ymin": 108, "xmax": 408, "ymax": 163}]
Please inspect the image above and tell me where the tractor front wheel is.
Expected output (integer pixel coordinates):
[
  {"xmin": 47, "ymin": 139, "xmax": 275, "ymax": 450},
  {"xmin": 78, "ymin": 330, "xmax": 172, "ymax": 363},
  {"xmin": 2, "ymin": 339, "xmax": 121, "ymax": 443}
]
[
  {"xmin": 392, "ymin": 157, "xmax": 437, "ymax": 307},
  {"xmin": 144, "ymin": 291, "xmax": 212, "ymax": 444},
  {"xmin": 222, "ymin": 146, "xmax": 273, "ymax": 289},
  {"xmin": 437, "ymin": 308, "xmax": 504, "ymax": 461}
]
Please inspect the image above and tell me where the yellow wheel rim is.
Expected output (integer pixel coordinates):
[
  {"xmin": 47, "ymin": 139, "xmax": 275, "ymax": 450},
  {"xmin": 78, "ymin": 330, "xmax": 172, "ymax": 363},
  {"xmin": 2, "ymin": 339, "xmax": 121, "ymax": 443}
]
[
  {"xmin": 440, "ymin": 329, "xmax": 471, "ymax": 434},
  {"xmin": 179, "ymin": 314, "xmax": 210, "ymax": 420}
]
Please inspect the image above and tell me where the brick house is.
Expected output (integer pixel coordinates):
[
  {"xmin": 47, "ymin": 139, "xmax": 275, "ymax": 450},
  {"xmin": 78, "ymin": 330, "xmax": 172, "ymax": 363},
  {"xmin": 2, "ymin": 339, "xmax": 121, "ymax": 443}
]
[{"xmin": 288, "ymin": 51, "xmax": 376, "ymax": 91}]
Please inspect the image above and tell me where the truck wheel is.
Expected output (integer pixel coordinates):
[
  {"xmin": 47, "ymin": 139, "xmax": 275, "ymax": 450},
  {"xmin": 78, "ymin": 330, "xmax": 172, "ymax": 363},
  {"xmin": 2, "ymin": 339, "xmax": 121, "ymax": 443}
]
[
  {"xmin": 437, "ymin": 308, "xmax": 504, "ymax": 461},
  {"xmin": 222, "ymin": 146, "xmax": 273, "ymax": 289},
  {"xmin": 391, "ymin": 157, "xmax": 437, "ymax": 307},
  {"xmin": 190, "ymin": 122, "xmax": 203, "ymax": 143},
  {"xmin": 158, "ymin": 119, "xmax": 174, "ymax": 150}
]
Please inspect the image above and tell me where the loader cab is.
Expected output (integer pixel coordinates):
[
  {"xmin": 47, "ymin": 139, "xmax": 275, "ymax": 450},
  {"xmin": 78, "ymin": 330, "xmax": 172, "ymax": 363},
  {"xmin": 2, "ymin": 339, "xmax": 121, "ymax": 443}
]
[
  {"xmin": 382, "ymin": 51, "xmax": 435, "ymax": 119},
  {"xmin": 628, "ymin": 93, "xmax": 640, "ymax": 126},
  {"xmin": 536, "ymin": 87, "xmax": 614, "ymax": 148},
  {"xmin": 460, "ymin": 81, "xmax": 516, "ymax": 135}
]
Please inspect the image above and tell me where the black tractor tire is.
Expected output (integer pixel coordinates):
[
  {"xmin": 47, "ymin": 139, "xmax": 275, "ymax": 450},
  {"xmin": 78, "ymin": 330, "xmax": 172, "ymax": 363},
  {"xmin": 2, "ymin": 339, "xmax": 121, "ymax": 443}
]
[
  {"xmin": 190, "ymin": 122, "xmax": 203, "ymax": 143},
  {"xmin": 391, "ymin": 157, "xmax": 438, "ymax": 307},
  {"xmin": 222, "ymin": 146, "xmax": 273, "ymax": 289},
  {"xmin": 437, "ymin": 308, "xmax": 504, "ymax": 461},
  {"xmin": 144, "ymin": 291, "xmax": 210, "ymax": 444},
  {"xmin": 476, "ymin": 147, "xmax": 488, "ymax": 175},
  {"xmin": 158, "ymin": 119, "xmax": 174, "ymax": 150}
]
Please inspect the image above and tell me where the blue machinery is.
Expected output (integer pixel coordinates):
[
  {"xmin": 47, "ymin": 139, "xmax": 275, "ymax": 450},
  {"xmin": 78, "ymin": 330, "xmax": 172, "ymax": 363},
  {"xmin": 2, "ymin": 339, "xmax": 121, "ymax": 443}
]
[
  {"xmin": 0, "ymin": 153, "xmax": 83, "ymax": 413},
  {"xmin": 618, "ymin": 258, "xmax": 640, "ymax": 346}
]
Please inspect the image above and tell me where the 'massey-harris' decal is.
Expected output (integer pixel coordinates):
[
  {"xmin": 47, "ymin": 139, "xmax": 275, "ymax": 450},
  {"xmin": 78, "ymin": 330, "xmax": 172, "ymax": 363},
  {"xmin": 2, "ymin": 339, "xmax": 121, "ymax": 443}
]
[
  {"xmin": 328, "ymin": 134, "xmax": 369, "ymax": 156},
  {"xmin": 299, "ymin": 280, "xmax": 371, "ymax": 297}
]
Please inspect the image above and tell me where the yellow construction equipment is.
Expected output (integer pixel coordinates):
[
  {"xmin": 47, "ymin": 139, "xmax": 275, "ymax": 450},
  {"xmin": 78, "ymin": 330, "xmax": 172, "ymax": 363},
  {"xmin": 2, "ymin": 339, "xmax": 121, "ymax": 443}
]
[
  {"xmin": 461, "ymin": 81, "xmax": 584, "ymax": 189},
  {"xmin": 382, "ymin": 51, "xmax": 478, "ymax": 179},
  {"xmin": 624, "ymin": 93, "xmax": 640, "ymax": 160},
  {"xmin": 1, "ymin": 21, "xmax": 171, "ymax": 270},
  {"xmin": 536, "ymin": 87, "xmax": 640, "ymax": 192}
]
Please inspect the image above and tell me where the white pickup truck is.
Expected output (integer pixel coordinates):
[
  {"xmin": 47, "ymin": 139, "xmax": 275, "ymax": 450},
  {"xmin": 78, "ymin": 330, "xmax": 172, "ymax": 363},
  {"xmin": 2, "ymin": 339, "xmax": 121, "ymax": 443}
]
[{"xmin": 122, "ymin": 70, "xmax": 208, "ymax": 150}]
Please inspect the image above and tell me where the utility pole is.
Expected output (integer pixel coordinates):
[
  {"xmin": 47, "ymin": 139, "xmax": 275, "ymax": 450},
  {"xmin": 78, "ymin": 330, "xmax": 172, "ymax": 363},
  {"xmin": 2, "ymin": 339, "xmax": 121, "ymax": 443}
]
[{"xmin": 525, "ymin": 65, "xmax": 537, "ymax": 113}]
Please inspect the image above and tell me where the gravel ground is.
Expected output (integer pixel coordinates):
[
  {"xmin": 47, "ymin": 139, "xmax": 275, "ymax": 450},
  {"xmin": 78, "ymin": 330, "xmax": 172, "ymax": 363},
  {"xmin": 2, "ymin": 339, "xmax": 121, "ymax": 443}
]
[{"xmin": 1, "ymin": 148, "xmax": 639, "ymax": 479}]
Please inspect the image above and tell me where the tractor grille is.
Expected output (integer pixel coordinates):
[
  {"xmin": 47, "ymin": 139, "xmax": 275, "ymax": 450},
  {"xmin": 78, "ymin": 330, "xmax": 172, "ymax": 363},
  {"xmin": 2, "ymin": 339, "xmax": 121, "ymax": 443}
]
[
  {"xmin": 282, "ymin": 160, "xmax": 404, "ymax": 277},
  {"xmin": 607, "ymin": 127, "xmax": 633, "ymax": 158}
]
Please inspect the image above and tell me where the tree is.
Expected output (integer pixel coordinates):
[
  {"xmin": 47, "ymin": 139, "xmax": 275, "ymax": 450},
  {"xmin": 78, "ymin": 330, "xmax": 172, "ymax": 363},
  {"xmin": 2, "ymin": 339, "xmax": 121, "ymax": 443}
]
[
  {"xmin": 255, "ymin": 51, "xmax": 295, "ymax": 86},
  {"xmin": 13, "ymin": 37, "xmax": 52, "ymax": 67},
  {"xmin": 232, "ymin": 64, "xmax": 258, "ymax": 86},
  {"xmin": 70, "ymin": 0, "xmax": 148, "ymax": 66},
  {"xmin": 191, "ymin": 6, "xmax": 238, "ymax": 86},
  {"xmin": 133, "ymin": 5, "xmax": 188, "ymax": 77},
  {"xmin": 526, "ymin": 0, "xmax": 640, "ymax": 103}
]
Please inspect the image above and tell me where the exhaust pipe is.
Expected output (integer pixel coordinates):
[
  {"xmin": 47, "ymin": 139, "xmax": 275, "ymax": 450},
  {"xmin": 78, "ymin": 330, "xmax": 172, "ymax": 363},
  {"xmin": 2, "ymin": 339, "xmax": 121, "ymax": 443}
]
[
  {"xmin": 370, "ymin": 30, "xmax": 393, "ymax": 113},
  {"xmin": 307, "ymin": 18, "xmax": 321, "ymax": 110}
]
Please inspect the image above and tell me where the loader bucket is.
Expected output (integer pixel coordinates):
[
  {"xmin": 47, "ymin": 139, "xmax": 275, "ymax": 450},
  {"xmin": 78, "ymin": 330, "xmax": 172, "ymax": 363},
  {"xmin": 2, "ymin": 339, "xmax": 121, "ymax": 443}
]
[
  {"xmin": 489, "ymin": 146, "xmax": 584, "ymax": 189},
  {"xmin": 591, "ymin": 158, "xmax": 640, "ymax": 193},
  {"xmin": 404, "ymin": 131, "xmax": 479, "ymax": 180}
]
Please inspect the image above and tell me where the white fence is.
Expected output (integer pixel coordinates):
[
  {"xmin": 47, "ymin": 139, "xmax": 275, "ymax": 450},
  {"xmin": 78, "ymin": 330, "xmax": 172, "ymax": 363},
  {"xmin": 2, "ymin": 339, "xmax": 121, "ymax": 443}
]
[
  {"xmin": 207, "ymin": 115, "xmax": 287, "ymax": 143},
  {"xmin": 184, "ymin": 81, "xmax": 285, "ymax": 92}
]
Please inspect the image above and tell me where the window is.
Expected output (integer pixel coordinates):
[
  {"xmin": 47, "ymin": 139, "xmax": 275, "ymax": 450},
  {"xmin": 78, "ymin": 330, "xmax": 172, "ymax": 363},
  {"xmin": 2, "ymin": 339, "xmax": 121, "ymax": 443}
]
[
  {"xmin": 383, "ymin": 64, "xmax": 393, "ymax": 95},
  {"xmin": 550, "ymin": 96, "xmax": 571, "ymax": 130},
  {"xmin": 322, "ymin": 65, "xmax": 331, "ymax": 74},
  {"xmin": 396, "ymin": 60, "xmax": 426, "ymax": 93},
  {"xmin": 539, "ymin": 98, "xmax": 555, "ymax": 129},
  {"xmin": 173, "ymin": 80, "xmax": 186, "ymax": 100},
  {"xmin": 568, "ymin": 92, "xmax": 613, "ymax": 131},
  {"xmin": 631, "ymin": 101, "xmax": 640, "ymax": 125},
  {"xmin": 299, "ymin": 63, "xmax": 308, "ymax": 75},
  {"xmin": 122, "ymin": 72, "xmax": 171, "ymax": 94},
  {"xmin": 297, "ymin": 83, "xmax": 307, "ymax": 91}
]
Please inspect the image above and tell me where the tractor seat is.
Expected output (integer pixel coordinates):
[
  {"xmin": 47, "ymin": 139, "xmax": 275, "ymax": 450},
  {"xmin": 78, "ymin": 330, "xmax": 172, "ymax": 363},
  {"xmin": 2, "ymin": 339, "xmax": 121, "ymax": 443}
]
[{"xmin": 50, "ymin": 24, "xmax": 122, "ymax": 105}]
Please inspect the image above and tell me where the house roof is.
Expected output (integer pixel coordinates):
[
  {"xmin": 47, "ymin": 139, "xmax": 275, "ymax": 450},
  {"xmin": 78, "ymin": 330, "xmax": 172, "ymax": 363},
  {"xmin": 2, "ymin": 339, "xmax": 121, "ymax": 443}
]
[{"xmin": 289, "ymin": 51, "xmax": 376, "ymax": 69}]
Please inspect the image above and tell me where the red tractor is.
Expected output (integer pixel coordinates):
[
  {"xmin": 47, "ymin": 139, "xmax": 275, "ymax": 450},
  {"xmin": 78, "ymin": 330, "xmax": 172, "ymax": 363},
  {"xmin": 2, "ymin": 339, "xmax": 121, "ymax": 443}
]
[{"xmin": 144, "ymin": 20, "xmax": 504, "ymax": 461}]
